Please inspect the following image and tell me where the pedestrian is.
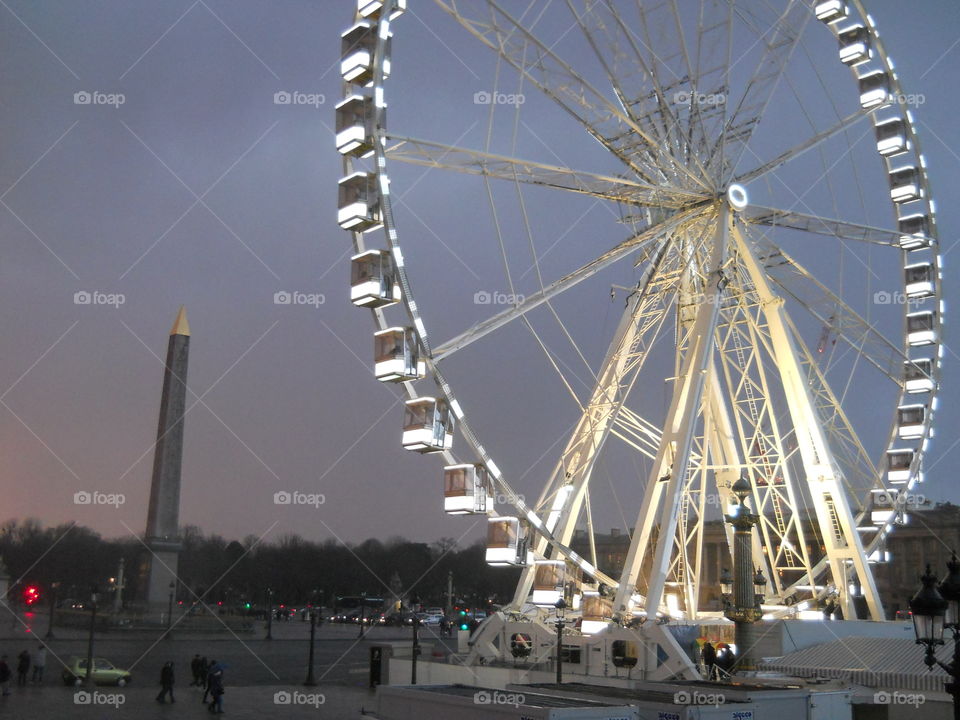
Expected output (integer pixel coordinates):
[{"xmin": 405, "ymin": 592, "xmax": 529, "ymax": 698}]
[
  {"xmin": 155, "ymin": 661, "xmax": 174, "ymax": 704},
  {"xmin": 190, "ymin": 654, "xmax": 202, "ymax": 686},
  {"xmin": 206, "ymin": 662, "xmax": 224, "ymax": 714},
  {"xmin": 15, "ymin": 650, "xmax": 29, "ymax": 687},
  {"xmin": 198, "ymin": 656, "xmax": 208, "ymax": 690},
  {"xmin": 701, "ymin": 641, "xmax": 717, "ymax": 680},
  {"xmin": 31, "ymin": 645, "xmax": 45, "ymax": 684},
  {"xmin": 201, "ymin": 659, "xmax": 215, "ymax": 704},
  {"xmin": 0, "ymin": 655, "xmax": 11, "ymax": 696}
]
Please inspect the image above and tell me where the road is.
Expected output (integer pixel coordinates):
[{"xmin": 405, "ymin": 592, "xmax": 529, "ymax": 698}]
[{"xmin": 3, "ymin": 612, "xmax": 458, "ymax": 688}]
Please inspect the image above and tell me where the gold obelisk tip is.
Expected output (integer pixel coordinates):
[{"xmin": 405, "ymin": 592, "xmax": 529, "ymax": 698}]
[{"xmin": 170, "ymin": 306, "xmax": 190, "ymax": 336}]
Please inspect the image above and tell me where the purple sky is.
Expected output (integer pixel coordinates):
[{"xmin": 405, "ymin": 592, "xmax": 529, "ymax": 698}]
[{"xmin": 0, "ymin": 0, "xmax": 958, "ymax": 552}]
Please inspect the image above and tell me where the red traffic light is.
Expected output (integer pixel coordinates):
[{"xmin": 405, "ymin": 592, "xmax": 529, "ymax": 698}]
[{"xmin": 23, "ymin": 586, "xmax": 40, "ymax": 606}]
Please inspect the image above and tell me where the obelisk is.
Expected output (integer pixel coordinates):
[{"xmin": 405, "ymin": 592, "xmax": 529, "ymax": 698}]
[{"xmin": 139, "ymin": 306, "xmax": 190, "ymax": 615}]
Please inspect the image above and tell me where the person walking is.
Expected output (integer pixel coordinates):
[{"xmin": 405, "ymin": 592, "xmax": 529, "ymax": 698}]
[
  {"xmin": 15, "ymin": 650, "xmax": 29, "ymax": 687},
  {"xmin": 189, "ymin": 654, "xmax": 202, "ymax": 686},
  {"xmin": 31, "ymin": 645, "xmax": 45, "ymax": 684},
  {"xmin": 201, "ymin": 659, "xmax": 216, "ymax": 704},
  {"xmin": 155, "ymin": 661, "xmax": 175, "ymax": 704},
  {"xmin": 198, "ymin": 656, "xmax": 208, "ymax": 691},
  {"xmin": 206, "ymin": 662, "xmax": 224, "ymax": 714},
  {"xmin": 0, "ymin": 656, "xmax": 11, "ymax": 696},
  {"xmin": 700, "ymin": 641, "xmax": 717, "ymax": 680}
]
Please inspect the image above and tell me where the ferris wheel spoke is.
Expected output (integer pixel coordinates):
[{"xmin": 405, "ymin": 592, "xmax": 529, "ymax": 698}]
[
  {"xmin": 751, "ymin": 235, "xmax": 908, "ymax": 385},
  {"xmin": 431, "ymin": 206, "xmax": 705, "ymax": 361},
  {"xmin": 733, "ymin": 107, "xmax": 874, "ymax": 186},
  {"xmin": 711, "ymin": 0, "xmax": 811, "ymax": 183},
  {"xmin": 436, "ymin": 0, "xmax": 712, "ymax": 192},
  {"xmin": 742, "ymin": 206, "xmax": 901, "ymax": 246},
  {"xmin": 385, "ymin": 135, "xmax": 701, "ymax": 208}
]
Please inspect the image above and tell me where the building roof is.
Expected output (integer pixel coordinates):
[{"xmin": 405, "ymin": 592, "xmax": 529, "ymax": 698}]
[{"xmin": 759, "ymin": 636, "xmax": 951, "ymax": 694}]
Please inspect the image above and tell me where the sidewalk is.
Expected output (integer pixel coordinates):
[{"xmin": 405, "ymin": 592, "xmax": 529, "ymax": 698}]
[{"xmin": 0, "ymin": 681, "xmax": 375, "ymax": 719}]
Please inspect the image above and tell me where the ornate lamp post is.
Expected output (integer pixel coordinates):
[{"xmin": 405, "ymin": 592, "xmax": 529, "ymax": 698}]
[
  {"xmin": 304, "ymin": 590, "xmax": 318, "ymax": 686},
  {"xmin": 911, "ymin": 557, "xmax": 960, "ymax": 720},
  {"xmin": 554, "ymin": 597, "xmax": 567, "ymax": 685},
  {"xmin": 45, "ymin": 581, "xmax": 60, "ymax": 640},
  {"xmin": 265, "ymin": 587, "xmax": 274, "ymax": 640},
  {"xmin": 723, "ymin": 476, "xmax": 764, "ymax": 672},
  {"xmin": 84, "ymin": 586, "xmax": 99, "ymax": 688}
]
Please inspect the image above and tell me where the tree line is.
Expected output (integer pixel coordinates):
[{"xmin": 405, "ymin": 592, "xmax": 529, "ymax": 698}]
[{"xmin": 0, "ymin": 519, "xmax": 520, "ymax": 611}]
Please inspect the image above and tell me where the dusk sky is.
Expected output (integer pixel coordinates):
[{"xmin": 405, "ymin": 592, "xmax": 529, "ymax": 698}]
[{"xmin": 0, "ymin": 0, "xmax": 957, "ymax": 552}]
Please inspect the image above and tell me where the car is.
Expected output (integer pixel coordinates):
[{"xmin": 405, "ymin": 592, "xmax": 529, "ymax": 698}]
[
  {"xmin": 422, "ymin": 613, "xmax": 444, "ymax": 625},
  {"xmin": 62, "ymin": 657, "xmax": 132, "ymax": 686}
]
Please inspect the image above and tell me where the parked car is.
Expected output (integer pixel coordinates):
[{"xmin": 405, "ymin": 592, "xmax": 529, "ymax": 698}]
[
  {"xmin": 62, "ymin": 657, "xmax": 132, "ymax": 686},
  {"xmin": 422, "ymin": 612, "xmax": 444, "ymax": 625}
]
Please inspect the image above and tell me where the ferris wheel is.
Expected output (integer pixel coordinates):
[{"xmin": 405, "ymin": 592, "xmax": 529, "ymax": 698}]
[{"xmin": 336, "ymin": 0, "xmax": 941, "ymax": 628}]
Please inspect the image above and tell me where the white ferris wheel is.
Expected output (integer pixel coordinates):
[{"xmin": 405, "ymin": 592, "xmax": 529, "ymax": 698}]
[{"xmin": 335, "ymin": 0, "xmax": 942, "ymax": 644}]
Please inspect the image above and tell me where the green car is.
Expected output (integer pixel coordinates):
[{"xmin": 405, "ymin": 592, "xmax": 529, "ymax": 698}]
[{"xmin": 61, "ymin": 657, "xmax": 132, "ymax": 686}]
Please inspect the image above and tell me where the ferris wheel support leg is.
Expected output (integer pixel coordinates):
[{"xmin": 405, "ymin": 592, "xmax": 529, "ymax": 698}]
[
  {"xmin": 731, "ymin": 224, "xmax": 884, "ymax": 621},
  {"xmin": 614, "ymin": 206, "xmax": 731, "ymax": 619}
]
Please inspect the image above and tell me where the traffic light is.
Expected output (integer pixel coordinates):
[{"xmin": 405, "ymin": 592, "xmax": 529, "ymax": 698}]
[{"xmin": 23, "ymin": 586, "xmax": 40, "ymax": 606}]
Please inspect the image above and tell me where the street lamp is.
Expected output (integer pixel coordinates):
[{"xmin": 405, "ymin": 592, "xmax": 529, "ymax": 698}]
[
  {"xmin": 166, "ymin": 581, "xmax": 175, "ymax": 637},
  {"xmin": 266, "ymin": 588, "xmax": 274, "ymax": 640},
  {"xmin": 911, "ymin": 558, "xmax": 960, "ymax": 720},
  {"xmin": 304, "ymin": 590, "xmax": 318, "ymax": 686},
  {"xmin": 358, "ymin": 592, "xmax": 367, "ymax": 638},
  {"xmin": 722, "ymin": 475, "xmax": 763, "ymax": 672},
  {"xmin": 410, "ymin": 594, "xmax": 421, "ymax": 685},
  {"xmin": 45, "ymin": 581, "xmax": 60, "ymax": 640},
  {"xmin": 719, "ymin": 568, "xmax": 733, "ymax": 609},
  {"xmin": 84, "ymin": 585, "xmax": 99, "ymax": 688},
  {"xmin": 554, "ymin": 597, "xmax": 567, "ymax": 685}
]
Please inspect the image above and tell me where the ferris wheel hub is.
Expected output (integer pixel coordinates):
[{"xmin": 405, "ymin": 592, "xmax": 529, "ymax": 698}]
[{"xmin": 726, "ymin": 183, "xmax": 749, "ymax": 210}]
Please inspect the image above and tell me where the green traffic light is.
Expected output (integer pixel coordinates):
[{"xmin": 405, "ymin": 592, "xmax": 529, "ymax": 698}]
[{"xmin": 460, "ymin": 623, "xmax": 469, "ymax": 631}]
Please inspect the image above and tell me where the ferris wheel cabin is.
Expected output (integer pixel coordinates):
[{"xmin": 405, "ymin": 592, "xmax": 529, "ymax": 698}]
[
  {"xmin": 889, "ymin": 166, "xmax": 923, "ymax": 204},
  {"xmin": 337, "ymin": 172, "xmax": 382, "ymax": 232},
  {"xmin": 443, "ymin": 463, "xmax": 493, "ymax": 515},
  {"xmin": 352, "ymin": 250, "xmax": 400, "ymax": 308},
  {"xmin": 485, "ymin": 517, "xmax": 530, "ymax": 567},
  {"xmin": 814, "ymin": 1, "xmax": 849, "ymax": 24},
  {"xmin": 904, "ymin": 262, "xmax": 936, "ymax": 299},
  {"xmin": 532, "ymin": 560, "xmax": 567, "ymax": 607},
  {"xmin": 357, "ymin": 0, "xmax": 406, "ymax": 21},
  {"xmin": 374, "ymin": 327, "xmax": 424, "ymax": 382},
  {"xmin": 336, "ymin": 95, "xmax": 378, "ymax": 159},
  {"xmin": 340, "ymin": 21, "xmax": 391, "ymax": 87},
  {"xmin": 904, "ymin": 359, "xmax": 935, "ymax": 394},
  {"xmin": 857, "ymin": 70, "xmax": 892, "ymax": 109},
  {"xmin": 402, "ymin": 398, "xmax": 453, "ymax": 453},
  {"xmin": 898, "ymin": 213, "xmax": 932, "ymax": 250},
  {"xmin": 906, "ymin": 310, "xmax": 938, "ymax": 346},
  {"xmin": 838, "ymin": 25, "xmax": 871, "ymax": 66},
  {"xmin": 875, "ymin": 118, "xmax": 910, "ymax": 157},
  {"xmin": 886, "ymin": 449, "xmax": 917, "ymax": 484},
  {"xmin": 580, "ymin": 592, "xmax": 615, "ymax": 635}
]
